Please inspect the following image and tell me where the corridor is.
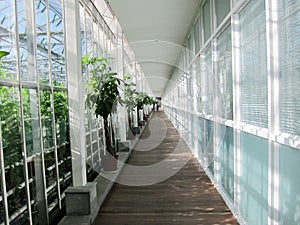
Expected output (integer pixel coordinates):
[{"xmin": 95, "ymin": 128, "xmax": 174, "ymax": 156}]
[{"xmin": 94, "ymin": 111, "xmax": 239, "ymax": 225}]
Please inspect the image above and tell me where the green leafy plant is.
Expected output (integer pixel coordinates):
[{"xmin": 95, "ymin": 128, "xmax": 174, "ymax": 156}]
[
  {"xmin": 0, "ymin": 51, "xmax": 9, "ymax": 59},
  {"xmin": 83, "ymin": 53, "xmax": 122, "ymax": 156}
]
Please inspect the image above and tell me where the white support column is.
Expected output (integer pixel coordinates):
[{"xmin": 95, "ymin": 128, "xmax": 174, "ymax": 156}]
[
  {"xmin": 266, "ymin": 0, "xmax": 280, "ymax": 224},
  {"xmin": 117, "ymin": 27, "xmax": 127, "ymax": 142},
  {"xmin": 212, "ymin": 38, "xmax": 220, "ymax": 185},
  {"xmin": 65, "ymin": 0, "xmax": 87, "ymax": 186},
  {"xmin": 232, "ymin": 13, "xmax": 242, "ymax": 219}
]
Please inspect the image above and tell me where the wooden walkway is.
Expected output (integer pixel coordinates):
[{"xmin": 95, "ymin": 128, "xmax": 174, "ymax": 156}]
[{"xmin": 94, "ymin": 111, "xmax": 239, "ymax": 225}]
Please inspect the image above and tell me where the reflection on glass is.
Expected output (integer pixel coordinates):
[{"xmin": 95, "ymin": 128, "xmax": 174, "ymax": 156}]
[
  {"xmin": 22, "ymin": 88, "xmax": 41, "ymax": 157},
  {"xmin": 0, "ymin": 86, "xmax": 29, "ymax": 223},
  {"xmin": 27, "ymin": 161, "xmax": 39, "ymax": 224},
  {"xmin": 44, "ymin": 148, "xmax": 58, "ymax": 209},
  {"xmin": 53, "ymin": 90, "xmax": 68, "ymax": 146},
  {"xmin": 217, "ymin": 25, "xmax": 233, "ymax": 120},
  {"xmin": 240, "ymin": 132, "xmax": 268, "ymax": 225},
  {"xmin": 279, "ymin": 144, "xmax": 300, "ymax": 225},
  {"xmin": 40, "ymin": 90, "xmax": 54, "ymax": 149},
  {"xmin": 219, "ymin": 126, "xmax": 234, "ymax": 200},
  {"xmin": 58, "ymin": 144, "xmax": 72, "ymax": 194}
]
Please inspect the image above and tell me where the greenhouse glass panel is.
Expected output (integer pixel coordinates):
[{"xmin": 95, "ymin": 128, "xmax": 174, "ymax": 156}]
[
  {"xmin": 35, "ymin": 0, "xmax": 50, "ymax": 85},
  {"xmin": 278, "ymin": 0, "xmax": 300, "ymax": 136},
  {"xmin": 240, "ymin": 132, "xmax": 268, "ymax": 225},
  {"xmin": 86, "ymin": 12, "xmax": 93, "ymax": 55},
  {"xmin": 240, "ymin": 0, "xmax": 268, "ymax": 128},
  {"xmin": 27, "ymin": 160, "xmax": 39, "ymax": 225},
  {"xmin": 40, "ymin": 90, "xmax": 54, "ymax": 149},
  {"xmin": 279, "ymin": 144, "xmax": 300, "ymax": 225},
  {"xmin": 218, "ymin": 125, "xmax": 234, "ymax": 200},
  {"xmin": 45, "ymin": 145, "xmax": 59, "ymax": 210},
  {"xmin": 53, "ymin": 90, "xmax": 68, "ymax": 146},
  {"xmin": 17, "ymin": 0, "xmax": 30, "ymax": 82},
  {"xmin": 22, "ymin": 88, "xmax": 41, "ymax": 157},
  {"xmin": 0, "ymin": 0, "xmax": 17, "ymax": 80},
  {"xmin": 0, "ymin": 86, "xmax": 29, "ymax": 224},
  {"xmin": 80, "ymin": 4, "xmax": 87, "ymax": 57},
  {"xmin": 58, "ymin": 144, "xmax": 72, "ymax": 195},
  {"xmin": 216, "ymin": 25, "xmax": 233, "ymax": 120},
  {"xmin": 93, "ymin": 21, "xmax": 99, "ymax": 55},
  {"xmin": 49, "ymin": 0, "xmax": 66, "ymax": 87}
]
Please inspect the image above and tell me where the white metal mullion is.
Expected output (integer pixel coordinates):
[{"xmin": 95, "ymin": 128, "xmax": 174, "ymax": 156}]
[
  {"xmin": 28, "ymin": 0, "xmax": 49, "ymax": 222},
  {"xmin": 46, "ymin": 0, "xmax": 62, "ymax": 210},
  {"xmin": 0, "ymin": 123, "xmax": 9, "ymax": 225},
  {"xmin": 232, "ymin": 13, "xmax": 243, "ymax": 223},
  {"xmin": 14, "ymin": 0, "xmax": 33, "ymax": 223},
  {"xmin": 212, "ymin": 37, "xmax": 220, "ymax": 186},
  {"xmin": 90, "ymin": 20, "xmax": 95, "ymax": 172},
  {"xmin": 266, "ymin": 0, "xmax": 280, "ymax": 224}
]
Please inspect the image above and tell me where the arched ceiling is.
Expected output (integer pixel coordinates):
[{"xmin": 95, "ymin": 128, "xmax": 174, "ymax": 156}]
[{"xmin": 106, "ymin": 0, "xmax": 201, "ymax": 97}]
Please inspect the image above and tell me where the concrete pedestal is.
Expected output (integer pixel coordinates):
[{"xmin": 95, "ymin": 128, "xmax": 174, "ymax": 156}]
[{"xmin": 65, "ymin": 182, "xmax": 98, "ymax": 222}]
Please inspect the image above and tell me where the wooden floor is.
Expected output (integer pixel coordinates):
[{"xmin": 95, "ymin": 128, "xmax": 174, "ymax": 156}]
[{"xmin": 94, "ymin": 111, "xmax": 239, "ymax": 225}]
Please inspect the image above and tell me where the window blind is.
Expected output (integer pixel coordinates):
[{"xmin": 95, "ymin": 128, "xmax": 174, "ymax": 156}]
[
  {"xmin": 278, "ymin": 0, "xmax": 300, "ymax": 136},
  {"xmin": 240, "ymin": 0, "xmax": 268, "ymax": 128}
]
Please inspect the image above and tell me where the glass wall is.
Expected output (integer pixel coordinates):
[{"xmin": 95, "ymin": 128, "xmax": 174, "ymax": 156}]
[
  {"xmin": 0, "ymin": 0, "xmax": 69, "ymax": 223},
  {"xmin": 0, "ymin": 0, "xmax": 145, "ymax": 224},
  {"xmin": 163, "ymin": 0, "xmax": 300, "ymax": 225}
]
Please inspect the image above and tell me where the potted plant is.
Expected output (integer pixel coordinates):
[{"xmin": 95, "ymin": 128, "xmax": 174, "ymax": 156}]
[
  {"xmin": 124, "ymin": 75, "xmax": 138, "ymax": 139},
  {"xmin": 136, "ymin": 92, "xmax": 155, "ymax": 125},
  {"xmin": 83, "ymin": 53, "xmax": 122, "ymax": 171}
]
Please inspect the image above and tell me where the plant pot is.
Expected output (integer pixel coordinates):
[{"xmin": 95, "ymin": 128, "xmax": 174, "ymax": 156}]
[{"xmin": 101, "ymin": 154, "xmax": 118, "ymax": 171}]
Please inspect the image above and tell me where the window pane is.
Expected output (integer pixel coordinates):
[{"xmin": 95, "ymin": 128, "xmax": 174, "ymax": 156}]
[
  {"xmin": 278, "ymin": 0, "xmax": 300, "ymax": 135},
  {"xmin": 240, "ymin": 0, "xmax": 268, "ymax": 128},
  {"xmin": 216, "ymin": 25, "xmax": 233, "ymax": 120},
  {"xmin": 203, "ymin": 0, "xmax": 211, "ymax": 43},
  {"xmin": 40, "ymin": 90, "xmax": 54, "ymax": 149},
  {"xmin": 49, "ymin": 0, "xmax": 66, "ymax": 87},
  {"xmin": 0, "ymin": 86, "xmax": 30, "ymax": 224},
  {"xmin": 240, "ymin": 132, "xmax": 268, "ymax": 225},
  {"xmin": 22, "ymin": 88, "xmax": 41, "ymax": 157},
  {"xmin": 216, "ymin": 0, "xmax": 230, "ymax": 26},
  {"xmin": 279, "ymin": 144, "xmax": 300, "ymax": 225},
  {"xmin": 201, "ymin": 46, "xmax": 213, "ymax": 115},
  {"xmin": 194, "ymin": 17, "xmax": 200, "ymax": 53},
  {"xmin": 218, "ymin": 125, "xmax": 234, "ymax": 200},
  {"xmin": 35, "ymin": 0, "xmax": 50, "ymax": 85},
  {"xmin": 202, "ymin": 119, "xmax": 214, "ymax": 174},
  {"xmin": 0, "ymin": 0, "xmax": 17, "ymax": 80},
  {"xmin": 53, "ymin": 90, "xmax": 68, "ymax": 146}
]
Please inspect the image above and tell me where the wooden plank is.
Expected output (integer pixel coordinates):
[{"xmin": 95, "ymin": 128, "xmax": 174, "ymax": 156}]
[{"xmin": 93, "ymin": 111, "xmax": 239, "ymax": 225}]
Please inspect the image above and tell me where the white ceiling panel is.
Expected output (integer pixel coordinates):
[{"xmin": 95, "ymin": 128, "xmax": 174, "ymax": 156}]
[{"xmin": 106, "ymin": 0, "xmax": 201, "ymax": 96}]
